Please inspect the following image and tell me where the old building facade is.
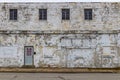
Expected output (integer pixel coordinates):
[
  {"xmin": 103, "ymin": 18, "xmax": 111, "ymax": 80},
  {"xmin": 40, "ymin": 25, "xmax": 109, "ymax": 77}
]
[{"xmin": 0, "ymin": 2, "xmax": 120, "ymax": 68}]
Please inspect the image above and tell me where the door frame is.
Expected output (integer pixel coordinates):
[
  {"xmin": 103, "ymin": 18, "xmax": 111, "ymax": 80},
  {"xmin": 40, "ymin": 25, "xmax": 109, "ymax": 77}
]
[{"xmin": 24, "ymin": 46, "xmax": 34, "ymax": 66}]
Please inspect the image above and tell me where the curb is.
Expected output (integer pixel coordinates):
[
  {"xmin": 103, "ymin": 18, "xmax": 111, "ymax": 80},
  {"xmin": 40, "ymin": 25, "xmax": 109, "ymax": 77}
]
[{"xmin": 0, "ymin": 68, "xmax": 119, "ymax": 73}]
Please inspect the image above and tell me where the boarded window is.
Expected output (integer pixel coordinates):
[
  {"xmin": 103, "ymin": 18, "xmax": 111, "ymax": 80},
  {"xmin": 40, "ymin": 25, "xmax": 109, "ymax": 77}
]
[
  {"xmin": 9, "ymin": 9, "xmax": 17, "ymax": 20},
  {"xmin": 39, "ymin": 9, "xmax": 47, "ymax": 20},
  {"xmin": 84, "ymin": 9, "xmax": 92, "ymax": 20},
  {"xmin": 62, "ymin": 9, "xmax": 70, "ymax": 20}
]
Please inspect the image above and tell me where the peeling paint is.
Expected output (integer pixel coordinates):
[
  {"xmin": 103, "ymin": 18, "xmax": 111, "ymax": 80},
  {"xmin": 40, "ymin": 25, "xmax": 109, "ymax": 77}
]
[{"xmin": 0, "ymin": 3, "xmax": 119, "ymax": 68}]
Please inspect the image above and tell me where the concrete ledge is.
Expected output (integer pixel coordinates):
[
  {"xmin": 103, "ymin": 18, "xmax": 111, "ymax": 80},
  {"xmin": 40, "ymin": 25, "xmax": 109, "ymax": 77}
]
[
  {"xmin": 0, "ymin": 68, "xmax": 120, "ymax": 73},
  {"xmin": 0, "ymin": 30, "xmax": 120, "ymax": 34}
]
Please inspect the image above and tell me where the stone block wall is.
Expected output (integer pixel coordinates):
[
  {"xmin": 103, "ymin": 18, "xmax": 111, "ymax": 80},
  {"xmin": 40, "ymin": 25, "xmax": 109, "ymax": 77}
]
[
  {"xmin": 0, "ymin": 3, "xmax": 119, "ymax": 68},
  {"xmin": 0, "ymin": 2, "xmax": 119, "ymax": 31},
  {"xmin": 0, "ymin": 31, "xmax": 119, "ymax": 68}
]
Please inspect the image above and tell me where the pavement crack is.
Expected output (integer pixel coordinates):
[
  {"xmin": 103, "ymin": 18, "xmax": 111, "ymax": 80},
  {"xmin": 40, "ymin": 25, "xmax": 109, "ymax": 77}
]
[
  {"xmin": 13, "ymin": 75, "xmax": 17, "ymax": 78},
  {"xmin": 10, "ymin": 75, "xmax": 17, "ymax": 80},
  {"xmin": 58, "ymin": 76, "xmax": 66, "ymax": 80}
]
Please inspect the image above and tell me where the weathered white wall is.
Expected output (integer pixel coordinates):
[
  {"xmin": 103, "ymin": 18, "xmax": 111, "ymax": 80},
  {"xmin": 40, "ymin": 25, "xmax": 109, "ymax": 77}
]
[
  {"xmin": 0, "ymin": 33, "xmax": 119, "ymax": 68},
  {"xmin": 0, "ymin": 2, "xmax": 120, "ymax": 68},
  {"xmin": 0, "ymin": 3, "xmax": 119, "ymax": 30}
]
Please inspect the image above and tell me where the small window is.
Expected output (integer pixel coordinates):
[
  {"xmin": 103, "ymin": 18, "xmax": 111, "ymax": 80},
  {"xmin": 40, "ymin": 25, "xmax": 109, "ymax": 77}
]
[
  {"xmin": 39, "ymin": 9, "xmax": 47, "ymax": 20},
  {"xmin": 62, "ymin": 9, "xmax": 70, "ymax": 20},
  {"xmin": 9, "ymin": 9, "xmax": 17, "ymax": 20},
  {"xmin": 84, "ymin": 9, "xmax": 92, "ymax": 20}
]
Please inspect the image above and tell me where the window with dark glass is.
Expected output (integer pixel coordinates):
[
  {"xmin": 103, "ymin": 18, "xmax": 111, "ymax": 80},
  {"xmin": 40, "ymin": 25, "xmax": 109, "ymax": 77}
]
[
  {"xmin": 62, "ymin": 9, "xmax": 70, "ymax": 20},
  {"xmin": 9, "ymin": 9, "xmax": 17, "ymax": 20},
  {"xmin": 84, "ymin": 9, "xmax": 92, "ymax": 20},
  {"xmin": 39, "ymin": 9, "xmax": 47, "ymax": 20}
]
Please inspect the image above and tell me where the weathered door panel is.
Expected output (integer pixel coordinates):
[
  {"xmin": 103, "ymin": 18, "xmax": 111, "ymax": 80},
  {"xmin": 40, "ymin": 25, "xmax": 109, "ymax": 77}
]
[{"xmin": 24, "ymin": 46, "xmax": 34, "ymax": 66}]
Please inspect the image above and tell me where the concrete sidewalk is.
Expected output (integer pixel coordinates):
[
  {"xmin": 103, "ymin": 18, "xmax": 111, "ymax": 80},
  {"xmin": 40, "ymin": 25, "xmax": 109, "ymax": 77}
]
[
  {"xmin": 0, "ymin": 73, "xmax": 119, "ymax": 80},
  {"xmin": 0, "ymin": 68, "xmax": 119, "ymax": 73}
]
